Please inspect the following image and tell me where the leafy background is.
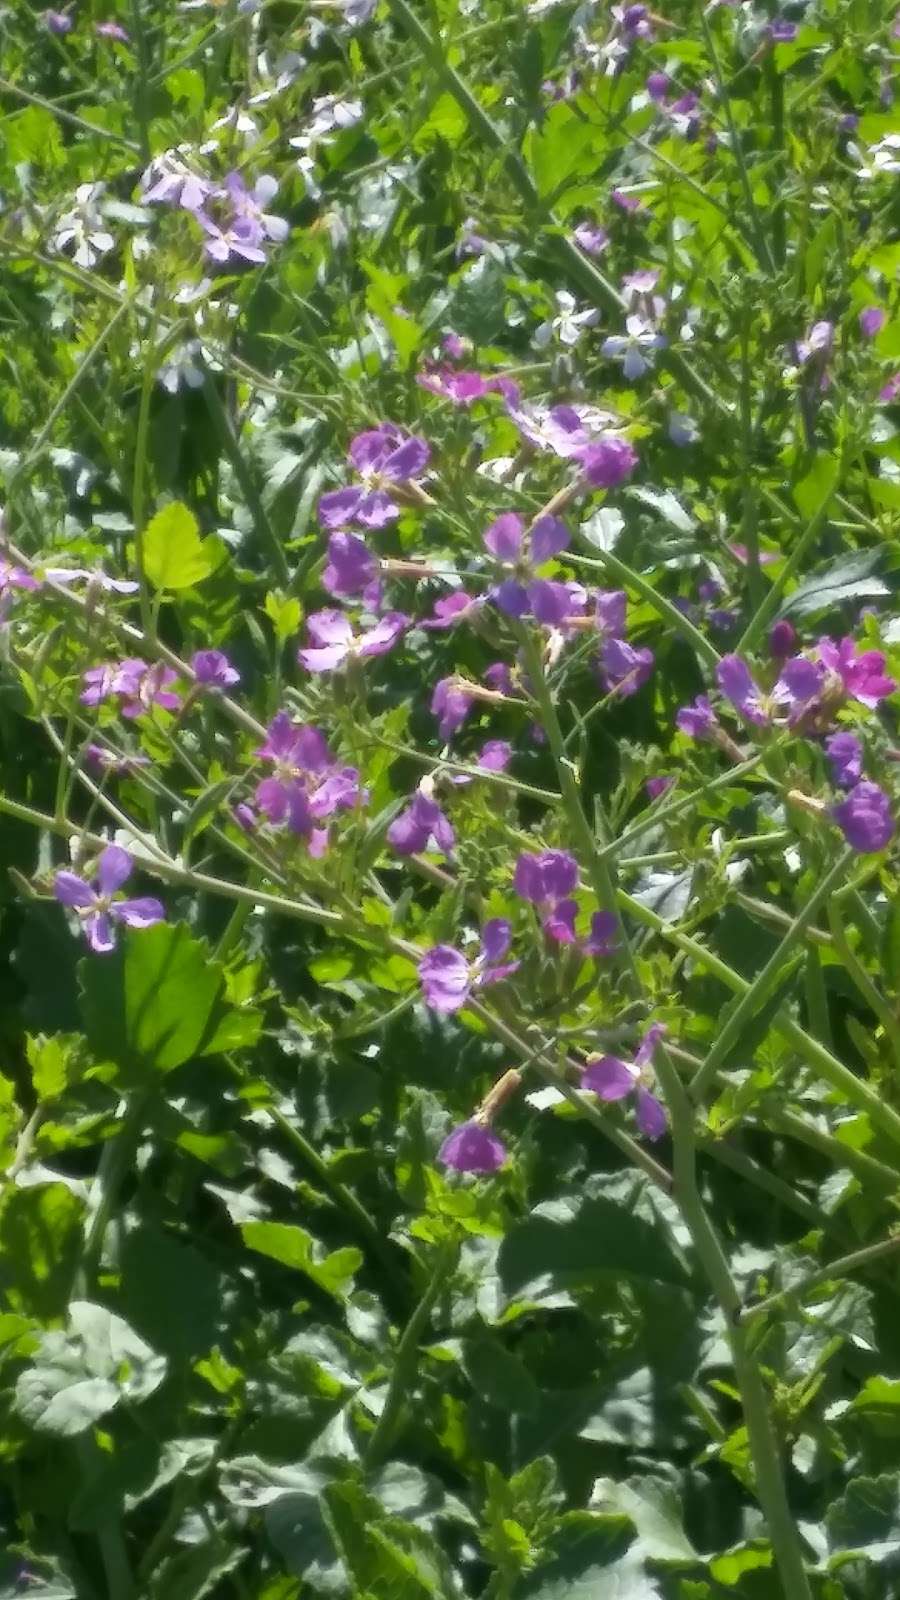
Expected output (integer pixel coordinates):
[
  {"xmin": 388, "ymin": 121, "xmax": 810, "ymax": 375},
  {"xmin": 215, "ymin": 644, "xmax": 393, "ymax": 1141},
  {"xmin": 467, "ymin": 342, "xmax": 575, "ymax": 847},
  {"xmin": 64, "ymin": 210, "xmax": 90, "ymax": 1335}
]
[{"xmin": 0, "ymin": 0, "xmax": 899, "ymax": 1596}]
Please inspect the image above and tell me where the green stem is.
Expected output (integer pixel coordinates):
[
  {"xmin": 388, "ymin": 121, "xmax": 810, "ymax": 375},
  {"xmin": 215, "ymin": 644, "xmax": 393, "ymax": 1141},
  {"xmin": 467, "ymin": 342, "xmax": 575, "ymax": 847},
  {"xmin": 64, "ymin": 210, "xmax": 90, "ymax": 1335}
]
[
  {"xmin": 132, "ymin": 317, "xmax": 159, "ymax": 641},
  {"xmin": 736, "ymin": 484, "xmax": 836, "ymax": 654},
  {"xmin": 826, "ymin": 900, "xmax": 900, "ymax": 1074},
  {"xmin": 202, "ymin": 376, "xmax": 289, "ymax": 586},
  {"xmin": 740, "ymin": 1232, "xmax": 900, "ymax": 1325},
  {"xmin": 619, "ymin": 885, "xmax": 900, "ymax": 1151},
  {"xmin": 364, "ymin": 1241, "xmax": 457, "ymax": 1469},
  {"xmin": 690, "ymin": 850, "xmax": 854, "ymax": 1102},
  {"xmin": 652, "ymin": 1048, "xmax": 813, "ymax": 1600}
]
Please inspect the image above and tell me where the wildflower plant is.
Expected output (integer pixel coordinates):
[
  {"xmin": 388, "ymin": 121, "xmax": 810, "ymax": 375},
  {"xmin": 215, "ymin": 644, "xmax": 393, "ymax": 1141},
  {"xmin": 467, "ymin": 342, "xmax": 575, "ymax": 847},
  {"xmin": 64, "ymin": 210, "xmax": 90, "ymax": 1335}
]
[{"xmin": 0, "ymin": 0, "xmax": 899, "ymax": 1596}]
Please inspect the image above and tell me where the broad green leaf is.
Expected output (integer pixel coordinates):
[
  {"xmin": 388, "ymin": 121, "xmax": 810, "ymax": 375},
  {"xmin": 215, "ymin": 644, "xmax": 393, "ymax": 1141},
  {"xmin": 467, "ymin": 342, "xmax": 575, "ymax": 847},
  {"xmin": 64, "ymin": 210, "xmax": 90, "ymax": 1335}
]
[
  {"xmin": 142, "ymin": 501, "xmax": 218, "ymax": 590},
  {"xmin": 782, "ymin": 547, "xmax": 890, "ymax": 618},
  {"xmin": 590, "ymin": 1475, "xmax": 695, "ymax": 1561},
  {"xmin": 517, "ymin": 1516, "xmax": 647, "ymax": 1600},
  {"xmin": 498, "ymin": 1196, "xmax": 689, "ymax": 1299},
  {"xmin": 525, "ymin": 105, "xmax": 601, "ymax": 198},
  {"xmin": 146, "ymin": 1539, "xmax": 244, "ymax": 1600},
  {"xmin": 827, "ymin": 1473, "xmax": 900, "ymax": 1563},
  {"xmin": 241, "ymin": 1221, "xmax": 362, "ymax": 1299},
  {"xmin": 462, "ymin": 1337, "xmax": 541, "ymax": 1416},
  {"xmin": 14, "ymin": 1301, "xmax": 166, "ymax": 1436},
  {"xmin": 79, "ymin": 923, "xmax": 256, "ymax": 1075},
  {"xmin": 0, "ymin": 1182, "xmax": 83, "ymax": 1319}
]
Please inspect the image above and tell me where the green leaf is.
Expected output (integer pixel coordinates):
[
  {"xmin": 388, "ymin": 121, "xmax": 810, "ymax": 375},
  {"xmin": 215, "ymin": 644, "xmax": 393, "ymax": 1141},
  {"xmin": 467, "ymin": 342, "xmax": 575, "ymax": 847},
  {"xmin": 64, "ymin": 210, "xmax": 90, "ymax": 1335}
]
[
  {"xmin": 498, "ymin": 1196, "xmax": 689, "ymax": 1300},
  {"xmin": 26, "ymin": 1033, "xmax": 85, "ymax": 1101},
  {"xmin": 241, "ymin": 1221, "xmax": 362, "ymax": 1299},
  {"xmin": 517, "ymin": 1516, "xmax": 647, "ymax": 1600},
  {"xmin": 525, "ymin": 105, "xmax": 601, "ymax": 198},
  {"xmin": 792, "ymin": 454, "xmax": 838, "ymax": 518},
  {"xmin": 782, "ymin": 547, "xmax": 889, "ymax": 618},
  {"xmin": 142, "ymin": 501, "xmax": 219, "ymax": 590},
  {"xmin": 462, "ymin": 1337, "xmax": 541, "ymax": 1415},
  {"xmin": 589, "ymin": 1475, "xmax": 695, "ymax": 1561},
  {"xmin": 828, "ymin": 1473, "xmax": 900, "ymax": 1563},
  {"xmin": 79, "ymin": 923, "xmax": 255, "ymax": 1075},
  {"xmin": 146, "ymin": 1540, "xmax": 244, "ymax": 1600},
  {"xmin": 14, "ymin": 1300, "xmax": 166, "ymax": 1436},
  {"xmin": 265, "ymin": 590, "xmax": 303, "ymax": 641},
  {"xmin": 0, "ymin": 1182, "xmax": 83, "ymax": 1319}
]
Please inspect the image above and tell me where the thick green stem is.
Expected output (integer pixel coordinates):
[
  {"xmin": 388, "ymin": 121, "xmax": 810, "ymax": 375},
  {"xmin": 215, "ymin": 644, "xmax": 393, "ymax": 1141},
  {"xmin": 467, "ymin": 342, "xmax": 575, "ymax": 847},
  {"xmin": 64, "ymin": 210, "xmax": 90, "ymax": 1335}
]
[
  {"xmin": 363, "ymin": 1241, "xmax": 457, "ymax": 1469},
  {"xmin": 690, "ymin": 850, "xmax": 854, "ymax": 1101},
  {"xmin": 740, "ymin": 1232, "xmax": 900, "ymax": 1325}
]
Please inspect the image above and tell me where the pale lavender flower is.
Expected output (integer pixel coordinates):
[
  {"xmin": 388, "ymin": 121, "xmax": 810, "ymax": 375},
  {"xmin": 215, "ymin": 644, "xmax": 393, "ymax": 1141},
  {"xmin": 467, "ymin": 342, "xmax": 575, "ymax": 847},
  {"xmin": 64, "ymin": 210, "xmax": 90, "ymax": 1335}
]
[
  {"xmin": 192, "ymin": 649, "xmax": 239, "ymax": 688},
  {"xmin": 0, "ymin": 559, "xmax": 40, "ymax": 597},
  {"xmin": 96, "ymin": 18, "xmax": 128, "ymax": 39},
  {"xmin": 221, "ymin": 172, "xmax": 288, "ymax": 243},
  {"xmin": 768, "ymin": 18, "xmax": 797, "ymax": 40},
  {"xmin": 825, "ymin": 731, "xmax": 863, "ymax": 789},
  {"xmin": 142, "ymin": 150, "xmax": 212, "ymax": 212},
  {"xmin": 297, "ymin": 609, "xmax": 407, "ymax": 672},
  {"xmin": 115, "ymin": 659, "xmax": 182, "ymax": 718},
  {"xmin": 668, "ymin": 412, "xmax": 699, "ymax": 446},
  {"xmin": 158, "ymin": 341, "xmax": 206, "ymax": 393},
  {"xmin": 582, "ymin": 1022, "xmax": 667, "ymax": 1140},
  {"xmin": 418, "ymin": 920, "xmax": 519, "ymax": 1012},
  {"xmin": 601, "ymin": 314, "xmax": 666, "ymax": 379},
  {"xmin": 43, "ymin": 565, "xmax": 137, "ymax": 594},
  {"xmin": 646, "ymin": 70, "xmax": 669, "ymax": 100},
  {"xmin": 387, "ymin": 789, "xmax": 454, "ymax": 856},
  {"xmin": 51, "ymin": 182, "xmax": 115, "ymax": 268},
  {"xmin": 439, "ymin": 1120, "xmax": 506, "ymax": 1173},
  {"xmin": 319, "ymin": 427, "xmax": 430, "ymax": 530},
  {"xmin": 421, "ymin": 592, "xmax": 480, "ymax": 630},
  {"xmin": 572, "ymin": 222, "xmax": 609, "ymax": 255},
  {"xmin": 45, "ymin": 9, "xmax": 73, "ymax": 31},
  {"xmin": 54, "ymin": 845, "xmax": 163, "ymax": 953},
  {"xmin": 85, "ymin": 744, "xmax": 150, "ymax": 775},
  {"xmin": 417, "ymin": 368, "xmax": 496, "ymax": 405},
  {"xmin": 833, "ymin": 782, "xmax": 894, "ymax": 853}
]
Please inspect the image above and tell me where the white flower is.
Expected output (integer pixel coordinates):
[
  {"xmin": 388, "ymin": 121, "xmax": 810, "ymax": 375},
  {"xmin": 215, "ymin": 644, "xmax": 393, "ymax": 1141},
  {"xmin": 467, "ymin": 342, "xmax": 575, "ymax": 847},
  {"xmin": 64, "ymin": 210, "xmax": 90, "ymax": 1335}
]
[
  {"xmin": 157, "ymin": 340, "xmax": 206, "ymax": 395},
  {"xmin": 853, "ymin": 133, "xmax": 900, "ymax": 178},
  {"xmin": 534, "ymin": 291, "xmax": 600, "ymax": 349},
  {"xmin": 51, "ymin": 183, "xmax": 115, "ymax": 268},
  {"xmin": 601, "ymin": 313, "xmax": 667, "ymax": 379}
]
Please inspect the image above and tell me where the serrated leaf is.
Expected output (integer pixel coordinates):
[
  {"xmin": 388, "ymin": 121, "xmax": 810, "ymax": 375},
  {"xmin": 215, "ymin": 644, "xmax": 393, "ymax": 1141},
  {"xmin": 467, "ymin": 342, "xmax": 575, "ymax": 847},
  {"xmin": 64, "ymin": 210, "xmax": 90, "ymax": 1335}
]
[
  {"xmin": 14, "ymin": 1301, "xmax": 166, "ymax": 1436},
  {"xmin": 143, "ymin": 501, "xmax": 219, "ymax": 590}
]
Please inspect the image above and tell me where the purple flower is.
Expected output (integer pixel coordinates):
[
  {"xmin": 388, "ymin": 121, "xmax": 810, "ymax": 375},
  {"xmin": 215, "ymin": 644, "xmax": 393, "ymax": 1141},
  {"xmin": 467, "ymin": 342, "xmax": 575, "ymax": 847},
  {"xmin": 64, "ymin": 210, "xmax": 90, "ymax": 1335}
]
[
  {"xmin": 601, "ymin": 315, "xmax": 666, "ymax": 380},
  {"xmin": 115, "ymin": 660, "xmax": 182, "ymax": 719},
  {"xmin": 418, "ymin": 920, "xmax": 519, "ymax": 1012},
  {"xmin": 192, "ymin": 649, "xmax": 240, "ymax": 689},
  {"xmin": 817, "ymin": 636, "xmax": 896, "ymax": 709},
  {"xmin": 432, "ymin": 678, "xmax": 473, "ymax": 740},
  {"xmin": 96, "ymin": 19, "xmax": 128, "ymax": 39},
  {"xmin": 796, "ymin": 320, "xmax": 834, "ymax": 365},
  {"xmin": 825, "ymin": 731, "xmax": 863, "ymax": 789},
  {"xmin": 584, "ymin": 910, "xmax": 619, "ymax": 957},
  {"xmin": 860, "ymin": 306, "xmax": 886, "ymax": 338},
  {"xmin": 769, "ymin": 619, "xmax": 798, "ymax": 659},
  {"xmin": 0, "ymin": 559, "xmax": 40, "ymax": 602},
  {"xmin": 514, "ymin": 850, "xmax": 580, "ymax": 943},
  {"xmin": 438, "ymin": 1120, "xmax": 506, "ymax": 1173},
  {"xmin": 44, "ymin": 9, "xmax": 73, "ymax": 31},
  {"xmin": 595, "ymin": 590, "xmax": 628, "ymax": 638},
  {"xmin": 484, "ymin": 662, "xmax": 515, "ymax": 696},
  {"xmin": 85, "ymin": 744, "xmax": 150, "ymax": 775},
  {"xmin": 612, "ymin": 188, "xmax": 643, "ymax": 212},
  {"xmin": 833, "ymin": 782, "xmax": 894, "ymax": 853},
  {"xmin": 297, "ymin": 609, "xmax": 407, "ymax": 672},
  {"xmin": 768, "ymin": 17, "xmax": 797, "ymax": 40},
  {"xmin": 255, "ymin": 712, "xmax": 361, "ymax": 838},
  {"xmin": 54, "ymin": 845, "xmax": 164, "ymax": 954},
  {"xmin": 421, "ymin": 592, "xmax": 480, "ymax": 630},
  {"xmin": 676, "ymin": 695, "xmax": 717, "ymax": 740},
  {"xmin": 199, "ymin": 172, "xmax": 287, "ymax": 264},
  {"xmin": 880, "ymin": 373, "xmax": 900, "ymax": 404},
  {"xmin": 322, "ymin": 532, "xmax": 378, "ymax": 599},
  {"xmin": 572, "ymin": 222, "xmax": 609, "ymax": 255},
  {"xmin": 646, "ymin": 70, "xmax": 669, "ymax": 100},
  {"xmin": 447, "ymin": 740, "xmax": 513, "ymax": 788},
  {"xmin": 417, "ymin": 368, "xmax": 495, "ymax": 405},
  {"xmin": 582, "ymin": 1023, "xmax": 668, "ymax": 1140},
  {"xmin": 599, "ymin": 636, "xmax": 654, "ymax": 697},
  {"xmin": 716, "ymin": 654, "xmax": 772, "ymax": 725},
  {"xmin": 387, "ymin": 789, "xmax": 455, "ymax": 856},
  {"xmin": 142, "ymin": 150, "xmax": 212, "ymax": 212},
  {"xmin": 483, "ymin": 512, "xmax": 571, "ymax": 619},
  {"xmin": 577, "ymin": 436, "xmax": 638, "ymax": 488},
  {"xmin": 318, "ymin": 427, "xmax": 430, "ymax": 530},
  {"xmin": 646, "ymin": 775, "xmax": 675, "ymax": 799}
]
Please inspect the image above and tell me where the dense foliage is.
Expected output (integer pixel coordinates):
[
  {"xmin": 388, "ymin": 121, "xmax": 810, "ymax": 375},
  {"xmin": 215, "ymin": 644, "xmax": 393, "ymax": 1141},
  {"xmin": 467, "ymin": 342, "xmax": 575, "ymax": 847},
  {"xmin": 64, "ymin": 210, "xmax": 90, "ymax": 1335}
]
[{"xmin": 1, "ymin": 0, "xmax": 900, "ymax": 1595}]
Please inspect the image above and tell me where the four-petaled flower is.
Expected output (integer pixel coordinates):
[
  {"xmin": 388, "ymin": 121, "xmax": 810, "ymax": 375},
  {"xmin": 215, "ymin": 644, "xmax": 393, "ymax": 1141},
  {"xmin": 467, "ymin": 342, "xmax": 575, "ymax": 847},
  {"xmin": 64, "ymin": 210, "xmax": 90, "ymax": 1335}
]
[
  {"xmin": 418, "ymin": 920, "xmax": 519, "ymax": 1013},
  {"xmin": 534, "ymin": 291, "xmax": 599, "ymax": 348},
  {"xmin": 54, "ymin": 845, "xmax": 164, "ymax": 954},
  {"xmin": 255, "ymin": 712, "xmax": 361, "ymax": 841},
  {"xmin": 192, "ymin": 649, "xmax": 240, "ymax": 689},
  {"xmin": 582, "ymin": 1022, "xmax": 668, "ymax": 1140},
  {"xmin": 484, "ymin": 512, "xmax": 570, "ymax": 618},
  {"xmin": 388, "ymin": 788, "xmax": 455, "ymax": 856},
  {"xmin": 318, "ymin": 427, "xmax": 430, "ymax": 530},
  {"xmin": 601, "ymin": 314, "xmax": 666, "ymax": 379},
  {"xmin": 297, "ymin": 609, "xmax": 408, "ymax": 672}
]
